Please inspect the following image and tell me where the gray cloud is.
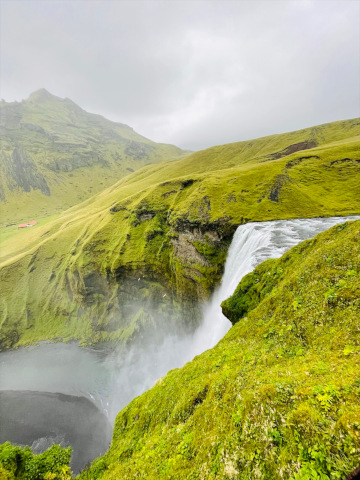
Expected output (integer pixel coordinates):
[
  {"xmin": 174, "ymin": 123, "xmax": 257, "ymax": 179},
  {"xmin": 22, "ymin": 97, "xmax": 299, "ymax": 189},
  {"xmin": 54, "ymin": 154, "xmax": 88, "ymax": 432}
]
[{"xmin": 1, "ymin": 0, "xmax": 359, "ymax": 150}]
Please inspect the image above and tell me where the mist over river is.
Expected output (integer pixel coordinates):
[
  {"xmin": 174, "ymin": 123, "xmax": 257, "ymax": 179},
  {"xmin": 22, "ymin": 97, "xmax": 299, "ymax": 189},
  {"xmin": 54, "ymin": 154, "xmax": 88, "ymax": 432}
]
[{"xmin": 1, "ymin": 216, "xmax": 359, "ymax": 472}]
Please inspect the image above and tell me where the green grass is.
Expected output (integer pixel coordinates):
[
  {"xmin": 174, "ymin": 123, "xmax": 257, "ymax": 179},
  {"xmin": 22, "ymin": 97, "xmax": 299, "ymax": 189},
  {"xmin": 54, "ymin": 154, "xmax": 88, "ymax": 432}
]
[
  {"xmin": 77, "ymin": 219, "xmax": 360, "ymax": 480},
  {"xmin": 0, "ymin": 118, "xmax": 359, "ymax": 349}
]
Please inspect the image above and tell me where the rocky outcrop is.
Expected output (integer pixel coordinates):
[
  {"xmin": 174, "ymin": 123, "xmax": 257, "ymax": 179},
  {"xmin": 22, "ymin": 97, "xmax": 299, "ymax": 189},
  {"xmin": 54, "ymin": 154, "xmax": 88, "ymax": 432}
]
[
  {"xmin": 124, "ymin": 140, "xmax": 154, "ymax": 161},
  {"xmin": 268, "ymin": 173, "xmax": 290, "ymax": 202},
  {"xmin": 267, "ymin": 140, "xmax": 318, "ymax": 160},
  {"xmin": 171, "ymin": 232, "xmax": 212, "ymax": 268},
  {"xmin": 4, "ymin": 147, "xmax": 50, "ymax": 196}
]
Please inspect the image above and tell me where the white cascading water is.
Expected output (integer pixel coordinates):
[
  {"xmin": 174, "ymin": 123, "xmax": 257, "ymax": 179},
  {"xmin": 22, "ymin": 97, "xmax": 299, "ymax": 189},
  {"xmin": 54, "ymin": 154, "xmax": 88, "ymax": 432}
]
[{"xmin": 187, "ymin": 215, "xmax": 360, "ymax": 357}]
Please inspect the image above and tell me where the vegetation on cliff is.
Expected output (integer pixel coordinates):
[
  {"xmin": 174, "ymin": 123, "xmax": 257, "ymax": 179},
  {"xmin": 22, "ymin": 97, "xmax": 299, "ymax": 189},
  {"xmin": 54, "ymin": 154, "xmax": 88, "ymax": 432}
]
[
  {"xmin": 0, "ymin": 118, "xmax": 359, "ymax": 349},
  {"xmin": 0, "ymin": 89, "xmax": 186, "ymax": 225},
  {"xmin": 77, "ymin": 219, "xmax": 360, "ymax": 479},
  {"xmin": 0, "ymin": 442, "xmax": 72, "ymax": 480}
]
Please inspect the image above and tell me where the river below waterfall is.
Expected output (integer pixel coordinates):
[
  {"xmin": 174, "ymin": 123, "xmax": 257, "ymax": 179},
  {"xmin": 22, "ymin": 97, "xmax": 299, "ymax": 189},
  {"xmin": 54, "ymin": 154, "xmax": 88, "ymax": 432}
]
[{"xmin": 1, "ymin": 215, "xmax": 359, "ymax": 472}]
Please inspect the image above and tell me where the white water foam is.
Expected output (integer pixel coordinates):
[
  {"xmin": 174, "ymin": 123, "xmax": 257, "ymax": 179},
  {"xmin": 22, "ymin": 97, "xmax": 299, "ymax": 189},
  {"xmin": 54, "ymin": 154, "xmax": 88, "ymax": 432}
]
[{"xmin": 187, "ymin": 215, "xmax": 360, "ymax": 357}]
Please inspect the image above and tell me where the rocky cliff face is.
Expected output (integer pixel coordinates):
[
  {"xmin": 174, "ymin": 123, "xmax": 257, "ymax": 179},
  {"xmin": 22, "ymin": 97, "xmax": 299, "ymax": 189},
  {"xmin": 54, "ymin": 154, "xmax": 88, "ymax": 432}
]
[
  {"xmin": 0, "ymin": 204, "xmax": 232, "ymax": 350},
  {"xmin": 5, "ymin": 147, "xmax": 50, "ymax": 195},
  {"xmin": 169, "ymin": 219, "xmax": 235, "ymax": 299}
]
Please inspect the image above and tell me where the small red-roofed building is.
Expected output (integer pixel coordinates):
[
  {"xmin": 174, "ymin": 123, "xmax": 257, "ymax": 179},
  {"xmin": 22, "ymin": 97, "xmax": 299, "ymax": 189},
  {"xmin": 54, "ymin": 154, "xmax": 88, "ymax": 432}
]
[{"xmin": 18, "ymin": 221, "xmax": 37, "ymax": 228}]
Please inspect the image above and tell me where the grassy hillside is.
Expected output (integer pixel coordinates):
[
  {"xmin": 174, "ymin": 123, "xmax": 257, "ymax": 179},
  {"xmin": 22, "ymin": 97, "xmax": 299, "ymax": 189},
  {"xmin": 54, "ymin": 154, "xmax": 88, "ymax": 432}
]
[
  {"xmin": 0, "ymin": 118, "xmax": 359, "ymax": 349},
  {"xmin": 78, "ymin": 219, "xmax": 360, "ymax": 480},
  {"xmin": 0, "ymin": 89, "xmax": 186, "ymax": 224}
]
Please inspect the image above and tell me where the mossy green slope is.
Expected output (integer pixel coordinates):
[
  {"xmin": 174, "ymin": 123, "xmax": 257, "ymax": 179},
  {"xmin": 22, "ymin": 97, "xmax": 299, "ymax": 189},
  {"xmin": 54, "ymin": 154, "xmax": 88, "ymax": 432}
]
[
  {"xmin": 79, "ymin": 220, "xmax": 360, "ymax": 480},
  {"xmin": 0, "ymin": 89, "xmax": 186, "ymax": 224},
  {"xmin": 0, "ymin": 119, "xmax": 359, "ymax": 349}
]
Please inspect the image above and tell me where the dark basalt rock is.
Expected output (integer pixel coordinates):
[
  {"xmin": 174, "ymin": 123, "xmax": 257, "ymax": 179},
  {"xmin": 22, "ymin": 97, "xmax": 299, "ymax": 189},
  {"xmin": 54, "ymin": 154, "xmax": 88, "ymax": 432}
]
[
  {"xmin": 330, "ymin": 157, "xmax": 360, "ymax": 166},
  {"xmin": 45, "ymin": 150, "xmax": 108, "ymax": 172},
  {"xmin": 172, "ymin": 215, "xmax": 236, "ymax": 241},
  {"xmin": 285, "ymin": 155, "xmax": 320, "ymax": 169},
  {"xmin": 268, "ymin": 174, "xmax": 290, "ymax": 203},
  {"xmin": 110, "ymin": 203, "xmax": 128, "ymax": 213},
  {"xmin": 20, "ymin": 122, "xmax": 46, "ymax": 135},
  {"xmin": 0, "ymin": 329, "xmax": 20, "ymax": 351},
  {"xmin": 180, "ymin": 179, "xmax": 196, "ymax": 189},
  {"xmin": 82, "ymin": 272, "xmax": 109, "ymax": 305},
  {"xmin": 267, "ymin": 140, "xmax": 318, "ymax": 161}
]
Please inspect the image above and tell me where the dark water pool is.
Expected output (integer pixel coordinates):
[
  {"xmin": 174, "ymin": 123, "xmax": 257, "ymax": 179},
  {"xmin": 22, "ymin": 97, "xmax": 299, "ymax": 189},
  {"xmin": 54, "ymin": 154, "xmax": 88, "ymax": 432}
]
[{"xmin": 0, "ymin": 390, "xmax": 112, "ymax": 473}]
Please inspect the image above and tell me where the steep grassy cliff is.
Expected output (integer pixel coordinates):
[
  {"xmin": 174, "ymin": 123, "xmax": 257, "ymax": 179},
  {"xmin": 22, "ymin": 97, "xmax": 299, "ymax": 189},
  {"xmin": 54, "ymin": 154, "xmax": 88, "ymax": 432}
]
[
  {"xmin": 0, "ymin": 119, "xmax": 359, "ymax": 349},
  {"xmin": 78, "ymin": 219, "xmax": 360, "ymax": 480},
  {"xmin": 0, "ymin": 89, "xmax": 186, "ymax": 224}
]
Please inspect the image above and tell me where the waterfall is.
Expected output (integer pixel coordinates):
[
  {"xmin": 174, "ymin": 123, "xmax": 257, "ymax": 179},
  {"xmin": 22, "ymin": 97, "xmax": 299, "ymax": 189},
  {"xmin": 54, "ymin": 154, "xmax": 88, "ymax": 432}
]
[
  {"xmin": 187, "ymin": 215, "xmax": 360, "ymax": 358},
  {"xmin": 1, "ymin": 215, "xmax": 359, "ymax": 445}
]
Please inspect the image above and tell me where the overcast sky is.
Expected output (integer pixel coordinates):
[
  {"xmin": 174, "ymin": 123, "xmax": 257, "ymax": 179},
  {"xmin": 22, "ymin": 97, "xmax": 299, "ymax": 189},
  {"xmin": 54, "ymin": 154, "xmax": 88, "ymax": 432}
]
[{"xmin": 1, "ymin": 0, "xmax": 359, "ymax": 150}]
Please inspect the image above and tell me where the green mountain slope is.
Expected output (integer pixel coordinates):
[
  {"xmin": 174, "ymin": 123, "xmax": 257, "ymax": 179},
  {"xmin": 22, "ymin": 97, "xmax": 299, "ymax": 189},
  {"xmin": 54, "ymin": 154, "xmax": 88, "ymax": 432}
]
[
  {"xmin": 0, "ymin": 119, "xmax": 359, "ymax": 349},
  {"xmin": 0, "ymin": 89, "xmax": 186, "ymax": 224},
  {"xmin": 78, "ymin": 219, "xmax": 360, "ymax": 480}
]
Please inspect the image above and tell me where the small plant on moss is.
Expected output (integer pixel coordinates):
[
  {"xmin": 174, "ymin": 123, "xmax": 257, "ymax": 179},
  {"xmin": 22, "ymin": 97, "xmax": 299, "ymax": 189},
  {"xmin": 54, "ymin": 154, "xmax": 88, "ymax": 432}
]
[
  {"xmin": 293, "ymin": 296, "xmax": 303, "ymax": 310},
  {"xmin": 177, "ymin": 433, "xmax": 194, "ymax": 460},
  {"xmin": 314, "ymin": 385, "xmax": 339, "ymax": 412},
  {"xmin": 324, "ymin": 287, "xmax": 337, "ymax": 305}
]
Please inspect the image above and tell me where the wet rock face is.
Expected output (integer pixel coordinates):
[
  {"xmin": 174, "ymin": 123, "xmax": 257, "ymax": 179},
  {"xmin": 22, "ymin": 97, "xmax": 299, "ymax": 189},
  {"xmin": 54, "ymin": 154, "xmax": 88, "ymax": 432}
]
[
  {"xmin": 268, "ymin": 173, "xmax": 290, "ymax": 202},
  {"xmin": 171, "ymin": 232, "xmax": 212, "ymax": 268},
  {"xmin": 0, "ymin": 330, "xmax": 20, "ymax": 351},
  {"xmin": 65, "ymin": 215, "xmax": 231, "ymax": 339},
  {"xmin": 63, "ymin": 263, "xmax": 202, "ymax": 343},
  {"xmin": 82, "ymin": 272, "xmax": 109, "ymax": 305},
  {"xmin": 167, "ymin": 217, "xmax": 235, "ymax": 300},
  {"xmin": 173, "ymin": 216, "xmax": 236, "ymax": 242}
]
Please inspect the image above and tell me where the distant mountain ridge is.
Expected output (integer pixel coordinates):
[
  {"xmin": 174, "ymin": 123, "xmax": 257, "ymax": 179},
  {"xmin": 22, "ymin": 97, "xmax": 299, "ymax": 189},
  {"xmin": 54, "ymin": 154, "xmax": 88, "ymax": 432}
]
[{"xmin": 0, "ymin": 89, "xmax": 187, "ymax": 223}]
